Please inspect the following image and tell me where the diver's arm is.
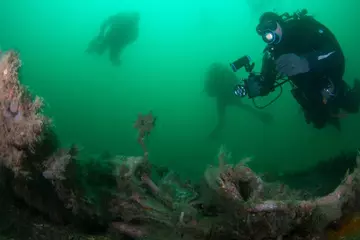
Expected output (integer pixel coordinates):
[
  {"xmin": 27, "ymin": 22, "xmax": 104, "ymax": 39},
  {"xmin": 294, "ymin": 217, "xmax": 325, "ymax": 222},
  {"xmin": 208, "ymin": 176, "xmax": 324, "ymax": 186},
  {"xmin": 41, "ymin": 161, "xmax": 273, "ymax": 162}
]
[
  {"xmin": 99, "ymin": 15, "xmax": 116, "ymax": 38},
  {"xmin": 99, "ymin": 20, "xmax": 109, "ymax": 38},
  {"xmin": 257, "ymin": 51, "xmax": 278, "ymax": 96},
  {"xmin": 300, "ymin": 18, "xmax": 343, "ymax": 73}
]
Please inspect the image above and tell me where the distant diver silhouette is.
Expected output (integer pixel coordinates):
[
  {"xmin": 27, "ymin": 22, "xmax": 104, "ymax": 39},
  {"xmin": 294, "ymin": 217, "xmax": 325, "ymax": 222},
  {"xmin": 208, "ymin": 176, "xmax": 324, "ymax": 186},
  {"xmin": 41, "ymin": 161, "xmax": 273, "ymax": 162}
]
[{"xmin": 86, "ymin": 11, "xmax": 140, "ymax": 66}]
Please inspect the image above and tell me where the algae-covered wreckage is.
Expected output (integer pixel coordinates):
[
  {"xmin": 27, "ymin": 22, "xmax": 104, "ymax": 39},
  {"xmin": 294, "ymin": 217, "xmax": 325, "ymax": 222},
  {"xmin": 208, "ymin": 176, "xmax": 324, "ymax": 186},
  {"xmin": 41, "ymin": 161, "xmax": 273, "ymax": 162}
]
[{"xmin": 1, "ymin": 50, "xmax": 360, "ymax": 240}]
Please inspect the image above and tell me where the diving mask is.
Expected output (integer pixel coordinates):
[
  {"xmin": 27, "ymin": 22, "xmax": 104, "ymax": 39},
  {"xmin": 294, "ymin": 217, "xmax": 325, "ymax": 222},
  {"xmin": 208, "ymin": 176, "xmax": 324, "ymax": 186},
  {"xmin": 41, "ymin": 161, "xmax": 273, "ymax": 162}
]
[{"xmin": 256, "ymin": 20, "xmax": 282, "ymax": 44}]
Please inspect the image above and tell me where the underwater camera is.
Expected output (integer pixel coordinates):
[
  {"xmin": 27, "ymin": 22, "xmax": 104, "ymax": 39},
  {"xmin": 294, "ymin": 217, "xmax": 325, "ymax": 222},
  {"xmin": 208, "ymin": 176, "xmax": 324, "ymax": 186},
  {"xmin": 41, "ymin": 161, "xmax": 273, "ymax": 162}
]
[
  {"xmin": 230, "ymin": 55, "xmax": 259, "ymax": 98},
  {"xmin": 230, "ymin": 55, "xmax": 289, "ymax": 109}
]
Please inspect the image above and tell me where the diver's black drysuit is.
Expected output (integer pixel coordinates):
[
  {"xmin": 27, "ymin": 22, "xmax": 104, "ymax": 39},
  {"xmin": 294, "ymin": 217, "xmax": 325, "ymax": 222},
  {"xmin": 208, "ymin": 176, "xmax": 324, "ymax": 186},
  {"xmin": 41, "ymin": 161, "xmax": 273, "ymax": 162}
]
[{"xmin": 258, "ymin": 16, "xmax": 360, "ymax": 129}]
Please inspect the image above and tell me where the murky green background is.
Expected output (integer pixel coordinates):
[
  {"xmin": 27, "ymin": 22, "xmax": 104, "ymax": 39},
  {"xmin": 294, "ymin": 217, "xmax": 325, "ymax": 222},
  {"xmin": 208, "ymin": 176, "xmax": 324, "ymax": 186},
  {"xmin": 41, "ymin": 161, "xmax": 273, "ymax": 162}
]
[{"xmin": 1, "ymin": 0, "xmax": 360, "ymax": 180}]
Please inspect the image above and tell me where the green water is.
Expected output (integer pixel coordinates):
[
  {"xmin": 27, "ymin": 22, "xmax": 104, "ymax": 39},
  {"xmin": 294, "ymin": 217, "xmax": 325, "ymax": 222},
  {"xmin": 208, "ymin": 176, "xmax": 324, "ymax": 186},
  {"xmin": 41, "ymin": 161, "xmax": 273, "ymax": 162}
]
[{"xmin": 1, "ymin": 0, "xmax": 360, "ymax": 180}]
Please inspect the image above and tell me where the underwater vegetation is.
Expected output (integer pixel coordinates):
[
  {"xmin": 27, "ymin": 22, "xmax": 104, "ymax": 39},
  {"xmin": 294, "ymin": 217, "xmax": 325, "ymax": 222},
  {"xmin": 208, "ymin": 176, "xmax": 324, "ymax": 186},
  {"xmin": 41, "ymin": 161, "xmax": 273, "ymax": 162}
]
[{"xmin": 2, "ymin": 50, "xmax": 360, "ymax": 240}]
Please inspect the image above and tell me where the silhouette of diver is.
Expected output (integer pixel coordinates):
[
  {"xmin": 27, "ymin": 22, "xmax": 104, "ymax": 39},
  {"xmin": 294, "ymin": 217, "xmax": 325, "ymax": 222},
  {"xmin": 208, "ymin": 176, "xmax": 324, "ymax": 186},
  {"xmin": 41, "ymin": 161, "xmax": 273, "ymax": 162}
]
[
  {"xmin": 204, "ymin": 63, "xmax": 273, "ymax": 139},
  {"xmin": 86, "ymin": 11, "xmax": 140, "ymax": 66}
]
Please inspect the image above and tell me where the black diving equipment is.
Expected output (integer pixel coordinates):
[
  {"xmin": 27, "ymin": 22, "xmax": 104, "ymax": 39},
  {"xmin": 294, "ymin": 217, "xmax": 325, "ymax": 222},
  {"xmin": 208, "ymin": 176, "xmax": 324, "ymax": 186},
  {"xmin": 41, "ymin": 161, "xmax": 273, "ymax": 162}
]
[
  {"xmin": 321, "ymin": 79, "xmax": 336, "ymax": 104},
  {"xmin": 230, "ymin": 55, "xmax": 254, "ymax": 73},
  {"xmin": 230, "ymin": 55, "xmax": 289, "ymax": 109},
  {"xmin": 281, "ymin": 9, "xmax": 308, "ymax": 21},
  {"xmin": 234, "ymin": 73, "xmax": 263, "ymax": 98}
]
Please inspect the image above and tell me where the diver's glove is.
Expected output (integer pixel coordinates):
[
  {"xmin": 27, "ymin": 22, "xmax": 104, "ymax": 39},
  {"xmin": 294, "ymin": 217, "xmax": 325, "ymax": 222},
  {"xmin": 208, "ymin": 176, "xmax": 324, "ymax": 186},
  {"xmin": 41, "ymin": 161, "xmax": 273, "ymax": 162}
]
[{"xmin": 275, "ymin": 53, "xmax": 310, "ymax": 76}]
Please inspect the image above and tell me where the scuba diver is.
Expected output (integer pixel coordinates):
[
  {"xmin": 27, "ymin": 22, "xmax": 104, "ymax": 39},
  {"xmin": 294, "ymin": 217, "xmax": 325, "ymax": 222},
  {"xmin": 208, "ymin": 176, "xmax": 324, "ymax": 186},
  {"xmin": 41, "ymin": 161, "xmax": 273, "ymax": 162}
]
[
  {"xmin": 232, "ymin": 9, "xmax": 360, "ymax": 130},
  {"xmin": 205, "ymin": 63, "xmax": 273, "ymax": 138},
  {"xmin": 86, "ymin": 11, "xmax": 140, "ymax": 66}
]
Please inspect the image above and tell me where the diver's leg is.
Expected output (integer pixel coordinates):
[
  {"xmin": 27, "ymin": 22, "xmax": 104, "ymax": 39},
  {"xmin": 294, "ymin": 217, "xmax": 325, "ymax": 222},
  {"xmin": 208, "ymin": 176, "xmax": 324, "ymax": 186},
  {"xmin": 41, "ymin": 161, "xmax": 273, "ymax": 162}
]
[
  {"xmin": 291, "ymin": 88, "xmax": 316, "ymax": 125},
  {"xmin": 308, "ymin": 106, "xmax": 341, "ymax": 130},
  {"xmin": 305, "ymin": 107, "xmax": 330, "ymax": 130},
  {"xmin": 109, "ymin": 44, "xmax": 122, "ymax": 66},
  {"xmin": 234, "ymin": 100, "xmax": 273, "ymax": 123},
  {"xmin": 292, "ymin": 88, "xmax": 335, "ymax": 130}
]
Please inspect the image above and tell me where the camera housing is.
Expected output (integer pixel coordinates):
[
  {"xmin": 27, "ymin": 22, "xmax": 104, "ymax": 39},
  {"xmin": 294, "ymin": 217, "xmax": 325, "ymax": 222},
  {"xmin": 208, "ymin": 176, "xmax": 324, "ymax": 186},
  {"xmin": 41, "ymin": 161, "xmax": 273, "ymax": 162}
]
[{"xmin": 230, "ymin": 55, "xmax": 256, "ymax": 98}]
